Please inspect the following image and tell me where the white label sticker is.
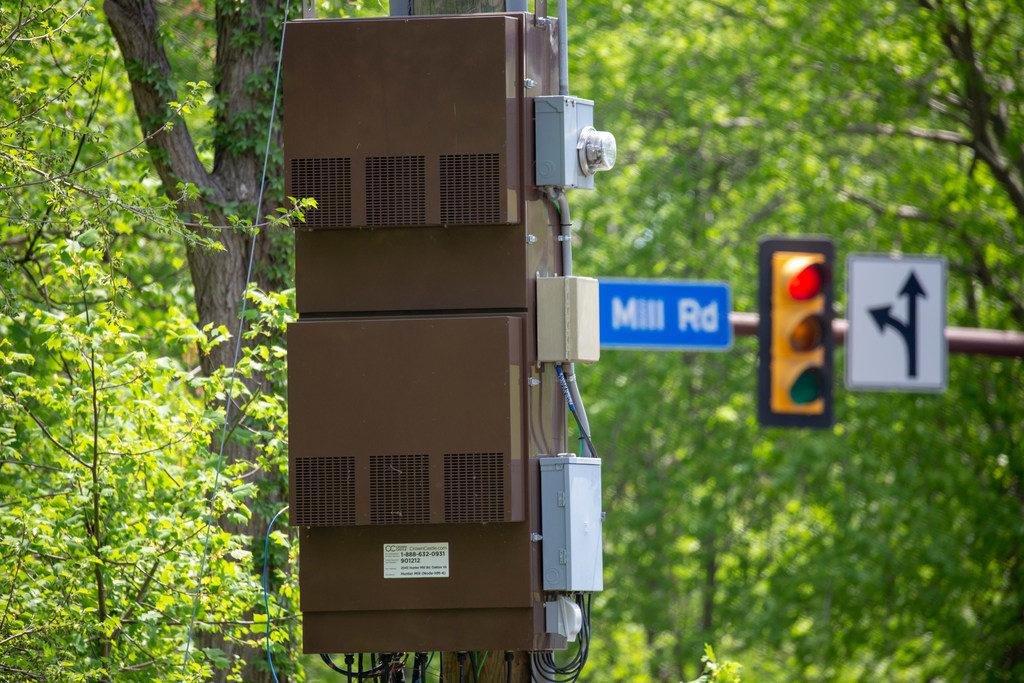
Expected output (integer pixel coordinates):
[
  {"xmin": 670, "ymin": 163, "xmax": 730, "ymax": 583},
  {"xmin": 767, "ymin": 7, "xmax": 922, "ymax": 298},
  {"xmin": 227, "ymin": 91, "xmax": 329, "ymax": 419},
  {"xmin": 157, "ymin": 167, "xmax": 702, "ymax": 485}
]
[{"xmin": 383, "ymin": 542, "xmax": 449, "ymax": 579}]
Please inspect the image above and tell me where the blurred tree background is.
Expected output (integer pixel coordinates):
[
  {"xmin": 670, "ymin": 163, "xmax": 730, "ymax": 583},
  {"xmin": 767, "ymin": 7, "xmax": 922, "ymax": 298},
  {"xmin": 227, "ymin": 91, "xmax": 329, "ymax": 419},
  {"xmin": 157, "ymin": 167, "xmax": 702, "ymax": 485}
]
[{"xmin": 1, "ymin": 0, "xmax": 1021, "ymax": 681}]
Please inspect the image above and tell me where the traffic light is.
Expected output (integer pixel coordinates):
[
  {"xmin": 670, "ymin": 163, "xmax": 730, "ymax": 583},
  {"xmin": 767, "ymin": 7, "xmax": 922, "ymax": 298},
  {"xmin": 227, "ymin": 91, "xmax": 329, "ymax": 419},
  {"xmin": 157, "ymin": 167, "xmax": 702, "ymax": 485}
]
[{"xmin": 757, "ymin": 237, "xmax": 834, "ymax": 428}]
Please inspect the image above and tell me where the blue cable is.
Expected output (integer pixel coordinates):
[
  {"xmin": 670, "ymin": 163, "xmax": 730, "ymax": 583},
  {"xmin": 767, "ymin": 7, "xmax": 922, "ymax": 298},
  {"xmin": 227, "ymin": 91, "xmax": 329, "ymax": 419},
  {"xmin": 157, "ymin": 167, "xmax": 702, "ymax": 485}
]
[
  {"xmin": 263, "ymin": 505, "xmax": 290, "ymax": 683},
  {"xmin": 182, "ymin": 0, "xmax": 293, "ymax": 671},
  {"xmin": 555, "ymin": 365, "xmax": 576, "ymax": 412}
]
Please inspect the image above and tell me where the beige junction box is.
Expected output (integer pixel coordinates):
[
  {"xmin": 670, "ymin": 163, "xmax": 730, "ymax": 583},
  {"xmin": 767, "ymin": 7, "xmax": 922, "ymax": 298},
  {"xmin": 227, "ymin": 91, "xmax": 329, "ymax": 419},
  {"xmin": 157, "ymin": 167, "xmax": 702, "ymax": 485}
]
[{"xmin": 537, "ymin": 276, "xmax": 600, "ymax": 363}]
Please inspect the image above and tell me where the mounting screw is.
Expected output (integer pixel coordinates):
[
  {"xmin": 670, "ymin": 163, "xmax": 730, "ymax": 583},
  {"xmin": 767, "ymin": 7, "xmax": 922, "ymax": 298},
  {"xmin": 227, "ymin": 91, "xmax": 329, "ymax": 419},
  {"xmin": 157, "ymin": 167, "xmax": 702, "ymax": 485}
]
[
  {"xmin": 524, "ymin": 78, "xmax": 537, "ymax": 89},
  {"xmin": 526, "ymin": 234, "xmax": 538, "ymax": 244},
  {"xmin": 536, "ymin": 17, "xmax": 553, "ymax": 27},
  {"xmin": 531, "ymin": 533, "xmax": 543, "ymax": 542},
  {"xmin": 528, "ymin": 377, "xmax": 541, "ymax": 387}
]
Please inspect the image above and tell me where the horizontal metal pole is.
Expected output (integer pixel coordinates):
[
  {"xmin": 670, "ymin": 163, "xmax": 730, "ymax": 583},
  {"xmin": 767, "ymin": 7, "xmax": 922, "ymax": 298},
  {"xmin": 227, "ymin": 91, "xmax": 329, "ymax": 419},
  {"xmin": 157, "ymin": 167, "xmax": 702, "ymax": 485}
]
[{"xmin": 728, "ymin": 312, "xmax": 1024, "ymax": 358}]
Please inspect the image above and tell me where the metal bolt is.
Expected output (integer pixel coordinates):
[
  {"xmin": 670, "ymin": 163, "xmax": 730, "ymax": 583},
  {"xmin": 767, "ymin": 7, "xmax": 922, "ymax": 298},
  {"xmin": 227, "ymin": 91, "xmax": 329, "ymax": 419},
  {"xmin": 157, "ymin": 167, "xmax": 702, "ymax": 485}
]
[
  {"xmin": 526, "ymin": 234, "xmax": 538, "ymax": 244},
  {"xmin": 524, "ymin": 78, "xmax": 537, "ymax": 89},
  {"xmin": 528, "ymin": 377, "xmax": 541, "ymax": 387},
  {"xmin": 536, "ymin": 17, "xmax": 553, "ymax": 27},
  {"xmin": 531, "ymin": 533, "xmax": 543, "ymax": 542}
]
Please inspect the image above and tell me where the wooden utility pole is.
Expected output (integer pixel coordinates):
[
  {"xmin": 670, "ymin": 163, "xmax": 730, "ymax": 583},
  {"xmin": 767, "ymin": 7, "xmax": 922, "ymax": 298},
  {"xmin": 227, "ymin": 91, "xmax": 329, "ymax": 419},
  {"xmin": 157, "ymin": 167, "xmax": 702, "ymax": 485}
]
[{"xmin": 439, "ymin": 651, "xmax": 532, "ymax": 682}]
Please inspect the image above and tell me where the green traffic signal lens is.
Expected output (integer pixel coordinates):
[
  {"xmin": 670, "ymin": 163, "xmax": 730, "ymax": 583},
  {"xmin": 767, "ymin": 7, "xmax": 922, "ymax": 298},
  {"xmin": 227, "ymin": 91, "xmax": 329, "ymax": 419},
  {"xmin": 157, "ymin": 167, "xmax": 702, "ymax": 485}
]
[{"xmin": 790, "ymin": 368, "xmax": 823, "ymax": 404}]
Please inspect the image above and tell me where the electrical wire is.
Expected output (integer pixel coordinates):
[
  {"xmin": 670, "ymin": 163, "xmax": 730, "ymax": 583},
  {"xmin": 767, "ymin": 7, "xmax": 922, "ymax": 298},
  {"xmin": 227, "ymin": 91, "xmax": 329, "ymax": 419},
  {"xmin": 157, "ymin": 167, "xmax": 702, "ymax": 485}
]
[
  {"xmin": 474, "ymin": 651, "xmax": 487, "ymax": 681},
  {"xmin": 320, "ymin": 653, "xmax": 389, "ymax": 679},
  {"xmin": 530, "ymin": 595, "xmax": 592, "ymax": 683},
  {"xmin": 412, "ymin": 652, "xmax": 431, "ymax": 683},
  {"xmin": 555, "ymin": 365, "xmax": 597, "ymax": 457},
  {"xmin": 546, "ymin": 189, "xmax": 596, "ymax": 459},
  {"xmin": 457, "ymin": 652, "xmax": 467, "ymax": 683},
  {"xmin": 411, "ymin": 651, "xmax": 436, "ymax": 683},
  {"xmin": 504, "ymin": 651, "xmax": 514, "ymax": 683},
  {"xmin": 390, "ymin": 652, "xmax": 409, "ymax": 682},
  {"xmin": 262, "ymin": 505, "xmax": 290, "ymax": 683},
  {"xmin": 181, "ymin": 0, "xmax": 293, "ymax": 672}
]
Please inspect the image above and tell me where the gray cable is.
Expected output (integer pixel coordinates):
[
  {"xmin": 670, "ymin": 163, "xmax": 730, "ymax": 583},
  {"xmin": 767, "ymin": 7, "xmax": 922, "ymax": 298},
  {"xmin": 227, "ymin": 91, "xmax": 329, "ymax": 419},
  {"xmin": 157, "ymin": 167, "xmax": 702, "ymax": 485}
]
[
  {"xmin": 555, "ymin": 189, "xmax": 572, "ymax": 277},
  {"xmin": 557, "ymin": 0, "xmax": 569, "ymax": 96},
  {"xmin": 548, "ymin": 189, "xmax": 595, "ymax": 458}
]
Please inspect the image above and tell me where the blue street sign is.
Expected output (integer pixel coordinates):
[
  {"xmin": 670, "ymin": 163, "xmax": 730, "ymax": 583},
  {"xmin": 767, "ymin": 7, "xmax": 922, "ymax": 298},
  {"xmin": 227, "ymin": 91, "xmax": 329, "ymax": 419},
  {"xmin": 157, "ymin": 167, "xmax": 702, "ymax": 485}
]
[{"xmin": 599, "ymin": 279, "xmax": 732, "ymax": 350}]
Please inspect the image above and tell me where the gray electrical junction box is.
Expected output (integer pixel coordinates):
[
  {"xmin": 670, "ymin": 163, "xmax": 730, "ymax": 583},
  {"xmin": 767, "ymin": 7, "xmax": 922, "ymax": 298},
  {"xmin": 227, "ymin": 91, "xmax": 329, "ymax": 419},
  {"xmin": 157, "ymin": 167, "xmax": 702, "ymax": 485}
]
[
  {"xmin": 534, "ymin": 95, "xmax": 596, "ymax": 189},
  {"xmin": 540, "ymin": 456, "xmax": 603, "ymax": 592}
]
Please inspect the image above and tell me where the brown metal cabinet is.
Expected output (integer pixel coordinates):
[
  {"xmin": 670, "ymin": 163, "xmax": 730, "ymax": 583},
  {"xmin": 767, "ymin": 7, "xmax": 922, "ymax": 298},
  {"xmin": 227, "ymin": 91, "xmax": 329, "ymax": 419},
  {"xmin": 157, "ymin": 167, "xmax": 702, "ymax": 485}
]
[{"xmin": 284, "ymin": 12, "xmax": 567, "ymax": 653}]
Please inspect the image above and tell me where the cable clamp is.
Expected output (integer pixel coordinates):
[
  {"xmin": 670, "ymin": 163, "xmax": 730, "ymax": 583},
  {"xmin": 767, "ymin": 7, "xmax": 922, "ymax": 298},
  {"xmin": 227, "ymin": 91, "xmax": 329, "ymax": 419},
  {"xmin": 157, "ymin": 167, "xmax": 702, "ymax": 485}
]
[{"xmin": 557, "ymin": 234, "xmax": 571, "ymax": 242}]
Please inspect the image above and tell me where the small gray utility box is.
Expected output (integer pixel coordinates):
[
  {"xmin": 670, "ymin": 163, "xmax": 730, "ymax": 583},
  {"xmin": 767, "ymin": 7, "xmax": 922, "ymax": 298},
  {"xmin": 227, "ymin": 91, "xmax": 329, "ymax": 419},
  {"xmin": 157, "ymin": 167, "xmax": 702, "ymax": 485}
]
[
  {"xmin": 534, "ymin": 96, "xmax": 596, "ymax": 189},
  {"xmin": 540, "ymin": 456, "xmax": 603, "ymax": 592}
]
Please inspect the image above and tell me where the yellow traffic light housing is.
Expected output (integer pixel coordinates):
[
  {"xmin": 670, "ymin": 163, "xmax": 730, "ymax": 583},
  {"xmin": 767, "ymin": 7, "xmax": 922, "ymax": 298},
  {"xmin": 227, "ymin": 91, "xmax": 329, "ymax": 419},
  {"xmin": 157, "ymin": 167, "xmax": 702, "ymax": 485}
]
[{"xmin": 758, "ymin": 237, "xmax": 834, "ymax": 428}]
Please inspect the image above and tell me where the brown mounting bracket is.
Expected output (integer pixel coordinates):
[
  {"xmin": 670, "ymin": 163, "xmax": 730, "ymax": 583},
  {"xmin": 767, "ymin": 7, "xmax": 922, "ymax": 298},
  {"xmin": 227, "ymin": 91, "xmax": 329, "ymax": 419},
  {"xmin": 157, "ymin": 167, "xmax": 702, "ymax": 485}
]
[{"xmin": 302, "ymin": 0, "xmax": 315, "ymax": 20}]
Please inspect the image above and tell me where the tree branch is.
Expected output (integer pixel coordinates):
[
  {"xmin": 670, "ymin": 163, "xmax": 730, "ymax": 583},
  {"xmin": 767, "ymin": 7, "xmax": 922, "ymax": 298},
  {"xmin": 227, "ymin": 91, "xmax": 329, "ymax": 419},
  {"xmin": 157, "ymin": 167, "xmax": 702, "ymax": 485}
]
[
  {"xmin": 836, "ymin": 188, "xmax": 955, "ymax": 227},
  {"xmin": 840, "ymin": 122, "xmax": 970, "ymax": 145},
  {"xmin": 918, "ymin": 0, "xmax": 1024, "ymax": 215},
  {"xmin": 102, "ymin": 0, "xmax": 214, "ymax": 202}
]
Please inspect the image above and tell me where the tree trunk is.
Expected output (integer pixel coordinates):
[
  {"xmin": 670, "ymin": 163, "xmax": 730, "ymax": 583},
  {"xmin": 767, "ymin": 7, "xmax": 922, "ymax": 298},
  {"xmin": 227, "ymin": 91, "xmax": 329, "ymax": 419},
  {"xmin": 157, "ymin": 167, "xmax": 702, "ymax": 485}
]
[{"xmin": 103, "ymin": 1, "xmax": 290, "ymax": 681}]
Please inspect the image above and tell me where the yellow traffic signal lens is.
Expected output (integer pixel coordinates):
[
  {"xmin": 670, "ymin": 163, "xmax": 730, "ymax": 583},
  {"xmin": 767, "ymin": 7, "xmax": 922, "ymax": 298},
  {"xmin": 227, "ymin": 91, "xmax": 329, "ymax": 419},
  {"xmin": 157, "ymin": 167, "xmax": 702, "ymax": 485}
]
[
  {"xmin": 789, "ymin": 315, "xmax": 824, "ymax": 352},
  {"xmin": 790, "ymin": 368, "xmax": 823, "ymax": 405},
  {"xmin": 787, "ymin": 263, "xmax": 824, "ymax": 300}
]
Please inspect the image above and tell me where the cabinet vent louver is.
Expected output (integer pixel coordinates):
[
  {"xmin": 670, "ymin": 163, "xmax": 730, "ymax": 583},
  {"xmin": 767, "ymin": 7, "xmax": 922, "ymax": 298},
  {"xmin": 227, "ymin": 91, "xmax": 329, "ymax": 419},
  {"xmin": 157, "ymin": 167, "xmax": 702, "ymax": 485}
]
[
  {"xmin": 443, "ymin": 452, "xmax": 505, "ymax": 522},
  {"xmin": 293, "ymin": 456, "xmax": 356, "ymax": 526},
  {"xmin": 440, "ymin": 153, "xmax": 501, "ymax": 224},
  {"xmin": 366, "ymin": 156, "xmax": 426, "ymax": 226},
  {"xmin": 289, "ymin": 157, "xmax": 352, "ymax": 227},
  {"xmin": 369, "ymin": 454, "xmax": 430, "ymax": 524}
]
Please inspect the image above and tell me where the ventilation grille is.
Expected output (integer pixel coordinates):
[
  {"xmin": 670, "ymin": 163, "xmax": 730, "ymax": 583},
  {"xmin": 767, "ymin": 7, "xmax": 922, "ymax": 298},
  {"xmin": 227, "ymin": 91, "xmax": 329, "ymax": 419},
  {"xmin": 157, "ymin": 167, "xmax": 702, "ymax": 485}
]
[
  {"xmin": 444, "ymin": 452, "xmax": 505, "ymax": 522},
  {"xmin": 440, "ymin": 153, "xmax": 501, "ymax": 224},
  {"xmin": 293, "ymin": 456, "xmax": 355, "ymax": 526},
  {"xmin": 366, "ymin": 156, "xmax": 426, "ymax": 226},
  {"xmin": 289, "ymin": 157, "xmax": 352, "ymax": 227},
  {"xmin": 369, "ymin": 454, "xmax": 430, "ymax": 524}
]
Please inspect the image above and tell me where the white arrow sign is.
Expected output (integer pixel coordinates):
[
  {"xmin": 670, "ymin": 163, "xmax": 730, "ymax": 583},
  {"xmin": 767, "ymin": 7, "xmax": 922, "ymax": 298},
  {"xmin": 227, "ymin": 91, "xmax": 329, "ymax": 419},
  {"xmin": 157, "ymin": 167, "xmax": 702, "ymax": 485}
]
[{"xmin": 846, "ymin": 254, "xmax": 947, "ymax": 392}]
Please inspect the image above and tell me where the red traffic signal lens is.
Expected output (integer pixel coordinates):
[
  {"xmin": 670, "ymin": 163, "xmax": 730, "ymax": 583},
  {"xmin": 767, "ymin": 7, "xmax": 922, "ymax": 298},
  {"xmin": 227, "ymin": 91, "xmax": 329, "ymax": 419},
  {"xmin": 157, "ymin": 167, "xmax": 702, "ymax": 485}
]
[
  {"xmin": 789, "ymin": 314, "xmax": 824, "ymax": 352},
  {"xmin": 787, "ymin": 263, "xmax": 824, "ymax": 300},
  {"xmin": 790, "ymin": 368, "xmax": 824, "ymax": 405}
]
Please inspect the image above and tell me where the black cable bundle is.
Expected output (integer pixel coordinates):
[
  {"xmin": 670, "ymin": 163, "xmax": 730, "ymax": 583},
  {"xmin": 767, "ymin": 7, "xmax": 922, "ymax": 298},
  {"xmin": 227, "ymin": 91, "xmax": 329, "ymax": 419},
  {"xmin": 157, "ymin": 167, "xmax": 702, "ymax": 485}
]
[
  {"xmin": 456, "ymin": 651, "xmax": 468, "ymax": 683},
  {"xmin": 411, "ymin": 653, "xmax": 430, "ymax": 683},
  {"xmin": 530, "ymin": 595, "xmax": 592, "ymax": 683},
  {"xmin": 320, "ymin": 653, "xmax": 390, "ymax": 680}
]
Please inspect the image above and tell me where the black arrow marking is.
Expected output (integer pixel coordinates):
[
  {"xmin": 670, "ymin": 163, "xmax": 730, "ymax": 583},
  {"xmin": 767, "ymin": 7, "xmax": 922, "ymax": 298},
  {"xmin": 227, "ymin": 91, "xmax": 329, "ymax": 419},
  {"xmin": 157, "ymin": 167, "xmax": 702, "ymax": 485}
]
[{"xmin": 869, "ymin": 271, "xmax": 926, "ymax": 377}]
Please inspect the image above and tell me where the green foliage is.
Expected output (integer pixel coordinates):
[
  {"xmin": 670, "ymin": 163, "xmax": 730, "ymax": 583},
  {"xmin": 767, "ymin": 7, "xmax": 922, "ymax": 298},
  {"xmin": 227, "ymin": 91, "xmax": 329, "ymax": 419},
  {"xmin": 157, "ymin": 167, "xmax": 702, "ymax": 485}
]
[
  {"xmin": 688, "ymin": 645, "xmax": 742, "ymax": 683},
  {"xmin": 569, "ymin": 0, "xmax": 1024, "ymax": 680},
  {"xmin": 3, "ymin": 0, "xmax": 1023, "ymax": 681},
  {"xmin": 0, "ymin": 3, "xmax": 302, "ymax": 679}
]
